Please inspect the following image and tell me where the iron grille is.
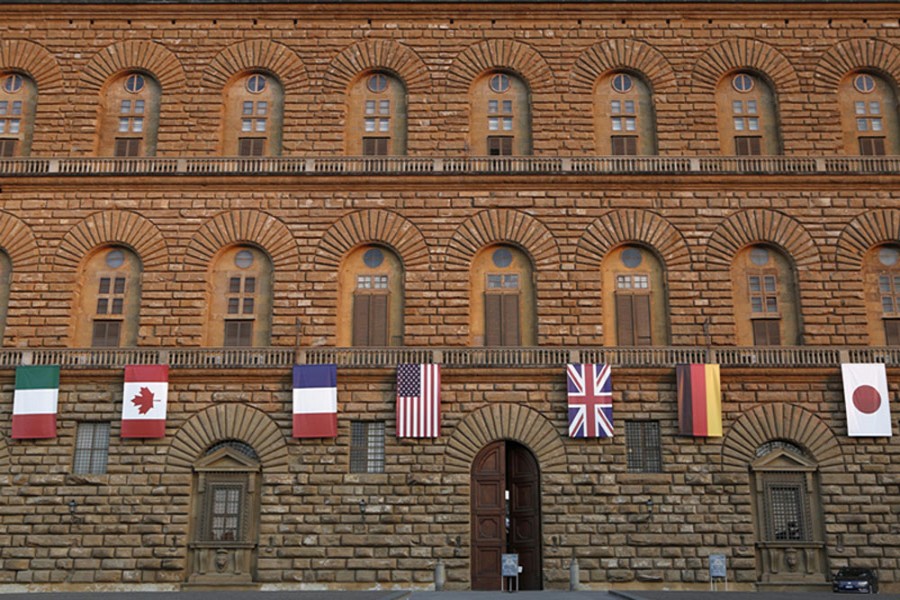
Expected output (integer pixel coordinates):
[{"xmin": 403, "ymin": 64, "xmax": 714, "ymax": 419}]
[
  {"xmin": 625, "ymin": 420, "xmax": 662, "ymax": 473},
  {"xmin": 73, "ymin": 422, "xmax": 110, "ymax": 474},
  {"xmin": 350, "ymin": 421, "xmax": 385, "ymax": 473}
]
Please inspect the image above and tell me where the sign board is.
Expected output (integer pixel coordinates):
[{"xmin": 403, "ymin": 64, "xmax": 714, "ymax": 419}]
[
  {"xmin": 501, "ymin": 554, "xmax": 519, "ymax": 577},
  {"xmin": 709, "ymin": 554, "xmax": 726, "ymax": 579}
]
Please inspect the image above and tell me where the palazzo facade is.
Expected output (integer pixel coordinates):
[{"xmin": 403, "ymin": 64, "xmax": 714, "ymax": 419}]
[{"xmin": 0, "ymin": 0, "xmax": 898, "ymax": 592}]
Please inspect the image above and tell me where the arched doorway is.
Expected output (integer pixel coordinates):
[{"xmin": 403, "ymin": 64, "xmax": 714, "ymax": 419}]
[{"xmin": 471, "ymin": 440, "xmax": 542, "ymax": 590}]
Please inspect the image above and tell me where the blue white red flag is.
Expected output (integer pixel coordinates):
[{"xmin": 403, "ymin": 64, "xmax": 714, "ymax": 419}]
[
  {"xmin": 293, "ymin": 364, "xmax": 338, "ymax": 438},
  {"xmin": 396, "ymin": 364, "xmax": 441, "ymax": 438},
  {"xmin": 567, "ymin": 363, "xmax": 613, "ymax": 438}
]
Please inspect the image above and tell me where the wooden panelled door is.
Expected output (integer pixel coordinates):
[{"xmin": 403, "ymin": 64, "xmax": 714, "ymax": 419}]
[{"xmin": 471, "ymin": 441, "xmax": 542, "ymax": 590}]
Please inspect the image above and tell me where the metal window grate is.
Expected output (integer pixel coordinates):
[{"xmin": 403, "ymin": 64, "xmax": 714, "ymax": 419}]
[
  {"xmin": 73, "ymin": 422, "xmax": 110, "ymax": 474},
  {"xmin": 210, "ymin": 485, "xmax": 242, "ymax": 542},
  {"xmin": 764, "ymin": 473, "xmax": 811, "ymax": 541},
  {"xmin": 205, "ymin": 439, "xmax": 259, "ymax": 461},
  {"xmin": 350, "ymin": 421, "xmax": 385, "ymax": 473},
  {"xmin": 625, "ymin": 420, "xmax": 662, "ymax": 473}
]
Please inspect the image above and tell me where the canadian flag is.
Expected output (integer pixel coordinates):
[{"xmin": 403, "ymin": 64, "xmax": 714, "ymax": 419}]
[
  {"xmin": 841, "ymin": 363, "xmax": 892, "ymax": 437},
  {"xmin": 121, "ymin": 365, "xmax": 168, "ymax": 438}
]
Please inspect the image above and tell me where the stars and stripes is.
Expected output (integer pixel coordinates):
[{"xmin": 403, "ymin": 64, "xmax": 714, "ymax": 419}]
[
  {"xmin": 396, "ymin": 363, "xmax": 441, "ymax": 438},
  {"xmin": 567, "ymin": 363, "xmax": 613, "ymax": 438}
]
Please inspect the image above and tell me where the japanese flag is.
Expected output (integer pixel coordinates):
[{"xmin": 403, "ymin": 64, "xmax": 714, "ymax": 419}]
[{"xmin": 841, "ymin": 363, "xmax": 892, "ymax": 437}]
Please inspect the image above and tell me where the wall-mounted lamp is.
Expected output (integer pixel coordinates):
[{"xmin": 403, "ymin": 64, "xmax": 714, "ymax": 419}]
[
  {"xmin": 836, "ymin": 533, "xmax": 844, "ymax": 553},
  {"xmin": 359, "ymin": 499, "xmax": 367, "ymax": 514},
  {"xmin": 645, "ymin": 499, "xmax": 654, "ymax": 516},
  {"xmin": 68, "ymin": 499, "xmax": 77, "ymax": 515}
]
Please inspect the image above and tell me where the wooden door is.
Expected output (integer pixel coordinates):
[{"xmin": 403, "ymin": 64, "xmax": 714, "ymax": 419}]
[{"xmin": 471, "ymin": 441, "xmax": 542, "ymax": 590}]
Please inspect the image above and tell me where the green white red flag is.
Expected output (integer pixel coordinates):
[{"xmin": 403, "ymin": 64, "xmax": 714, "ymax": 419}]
[{"xmin": 12, "ymin": 365, "xmax": 59, "ymax": 439}]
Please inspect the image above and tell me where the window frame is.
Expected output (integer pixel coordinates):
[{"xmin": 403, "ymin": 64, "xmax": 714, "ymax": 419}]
[
  {"xmin": 350, "ymin": 421, "xmax": 386, "ymax": 473},
  {"xmin": 73, "ymin": 422, "xmax": 111, "ymax": 474},
  {"xmin": 625, "ymin": 420, "xmax": 662, "ymax": 473}
]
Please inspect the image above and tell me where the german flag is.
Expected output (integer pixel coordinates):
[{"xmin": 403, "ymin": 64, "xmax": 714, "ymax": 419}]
[{"xmin": 676, "ymin": 364, "xmax": 722, "ymax": 437}]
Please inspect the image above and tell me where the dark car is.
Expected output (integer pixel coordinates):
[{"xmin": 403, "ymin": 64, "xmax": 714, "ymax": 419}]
[{"xmin": 833, "ymin": 567, "xmax": 879, "ymax": 594}]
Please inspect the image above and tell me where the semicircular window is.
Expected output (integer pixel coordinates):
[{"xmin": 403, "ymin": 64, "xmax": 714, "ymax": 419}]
[{"xmin": 205, "ymin": 439, "xmax": 259, "ymax": 461}]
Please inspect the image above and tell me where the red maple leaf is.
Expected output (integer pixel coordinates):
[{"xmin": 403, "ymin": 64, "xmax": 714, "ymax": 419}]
[{"xmin": 131, "ymin": 386, "xmax": 155, "ymax": 415}]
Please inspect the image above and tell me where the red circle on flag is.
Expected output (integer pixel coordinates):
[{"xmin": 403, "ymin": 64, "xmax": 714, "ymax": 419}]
[{"xmin": 852, "ymin": 385, "xmax": 881, "ymax": 414}]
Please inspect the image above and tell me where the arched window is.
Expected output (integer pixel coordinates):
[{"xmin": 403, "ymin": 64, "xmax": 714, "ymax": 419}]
[
  {"xmin": 74, "ymin": 246, "xmax": 142, "ymax": 347},
  {"xmin": 602, "ymin": 245, "xmax": 669, "ymax": 346},
  {"xmin": 839, "ymin": 72, "xmax": 900, "ymax": 156},
  {"xmin": 469, "ymin": 72, "xmax": 532, "ymax": 156},
  {"xmin": 594, "ymin": 71, "xmax": 657, "ymax": 156},
  {"xmin": 207, "ymin": 246, "xmax": 273, "ymax": 347},
  {"xmin": 863, "ymin": 244, "xmax": 900, "ymax": 345},
  {"xmin": 470, "ymin": 245, "xmax": 536, "ymax": 346},
  {"xmin": 347, "ymin": 72, "xmax": 407, "ymax": 156},
  {"xmin": 0, "ymin": 72, "xmax": 37, "ymax": 157},
  {"xmin": 222, "ymin": 72, "xmax": 284, "ymax": 157},
  {"xmin": 716, "ymin": 72, "xmax": 781, "ymax": 156},
  {"xmin": 338, "ymin": 245, "xmax": 404, "ymax": 346},
  {"xmin": 751, "ymin": 441, "xmax": 827, "ymax": 585},
  {"xmin": 97, "ymin": 71, "xmax": 160, "ymax": 157},
  {"xmin": 732, "ymin": 245, "xmax": 801, "ymax": 346}
]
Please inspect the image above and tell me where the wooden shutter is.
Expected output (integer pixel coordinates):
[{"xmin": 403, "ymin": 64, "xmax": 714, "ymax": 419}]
[
  {"xmin": 616, "ymin": 294, "xmax": 635, "ymax": 346},
  {"xmin": 488, "ymin": 136, "xmax": 513, "ymax": 156},
  {"xmin": 224, "ymin": 320, "xmax": 253, "ymax": 347},
  {"xmin": 238, "ymin": 138, "xmax": 264, "ymax": 156},
  {"xmin": 0, "ymin": 139, "xmax": 16, "ymax": 157},
  {"xmin": 735, "ymin": 136, "xmax": 762, "ymax": 156},
  {"xmin": 114, "ymin": 138, "xmax": 140, "ymax": 157},
  {"xmin": 484, "ymin": 293, "xmax": 503, "ymax": 346},
  {"xmin": 501, "ymin": 293, "xmax": 520, "ymax": 346},
  {"xmin": 611, "ymin": 136, "xmax": 637, "ymax": 156},
  {"xmin": 352, "ymin": 294, "xmax": 370, "ymax": 346},
  {"xmin": 859, "ymin": 137, "xmax": 886, "ymax": 156},
  {"xmin": 633, "ymin": 295, "xmax": 652, "ymax": 346},
  {"xmin": 885, "ymin": 319, "xmax": 900, "ymax": 346},
  {"xmin": 752, "ymin": 319, "xmax": 781, "ymax": 346},
  {"xmin": 91, "ymin": 320, "xmax": 121, "ymax": 347},
  {"xmin": 353, "ymin": 294, "xmax": 389, "ymax": 346},
  {"xmin": 363, "ymin": 137, "xmax": 389, "ymax": 156}
]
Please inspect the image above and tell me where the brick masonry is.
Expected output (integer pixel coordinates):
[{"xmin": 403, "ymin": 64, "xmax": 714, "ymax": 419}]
[{"xmin": 0, "ymin": 0, "xmax": 899, "ymax": 592}]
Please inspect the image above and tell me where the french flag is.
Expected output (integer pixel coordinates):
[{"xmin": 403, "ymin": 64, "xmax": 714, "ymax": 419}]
[{"xmin": 293, "ymin": 365, "xmax": 338, "ymax": 438}]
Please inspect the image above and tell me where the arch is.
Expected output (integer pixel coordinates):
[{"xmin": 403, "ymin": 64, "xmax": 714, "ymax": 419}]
[
  {"xmin": 0, "ymin": 436, "xmax": 9, "ymax": 469},
  {"xmin": 167, "ymin": 404, "xmax": 289, "ymax": 473},
  {"xmin": 692, "ymin": 39, "xmax": 801, "ymax": 94},
  {"xmin": 443, "ymin": 403, "xmax": 566, "ymax": 474},
  {"xmin": 202, "ymin": 40, "xmax": 307, "ymax": 94},
  {"xmin": 184, "ymin": 210, "xmax": 298, "ymax": 272},
  {"xmin": 0, "ymin": 40, "xmax": 63, "ymax": 93},
  {"xmin": 570, "ymin": 39, "xmax": 677, "ymax": 94},
  {"xmin": 575, "ymin": 209, "xmax": 691, "ymax": 270},
  {"xmin": 323, "ymin": 39, "xmax": 431, "ymax": 95},
  {"xmin": 315, "ymin": 209, "xmax": 429, "ymax": 270},
  {"xmin": 445, "ymin": 209, "xmax": 559, "ymax": 271},
  {"xmin": 836, "ymin": 209, "xmax": 900, "ymax": 270},
  {"xmin": 721, "ymin": 403, "xmax": 843, "ymax": 472},
  {"xmin": 0, "ymin": 211, "xmax": 40, "ymax": 270},
  {"xmin": 706, "ymin": 209, "xmax": 818, "ymax": 268},
  {"xmin": 54, "ymin": 211, "xmax": 168, "ymax": 271},
  {"xmin": 446, "ymin": 39, "xmax": 554, "ymax": 95},
  {"xmin": 815, "ymin": 38, "xmax": 900, "ymax": 93},
  {"xmin": 79, "ymin": 40, "xmax": 186, "ymax": 93}
]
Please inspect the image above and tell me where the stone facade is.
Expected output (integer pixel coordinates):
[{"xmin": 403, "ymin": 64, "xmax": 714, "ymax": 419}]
[{"xmin": 0, "ymin": 0, "xmax": 899, "ymax": 593}]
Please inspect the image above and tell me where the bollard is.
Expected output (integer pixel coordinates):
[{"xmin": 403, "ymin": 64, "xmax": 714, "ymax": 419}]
[
  {"xmin": 569, "ymin": 558, "xmax": 579, "ymax": 591},
  {"xmin": 434, "ymin": 558, "xmax": 446, "ymax": 591}
]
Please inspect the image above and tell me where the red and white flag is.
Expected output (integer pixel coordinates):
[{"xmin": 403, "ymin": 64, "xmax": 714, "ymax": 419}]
[
  {"xmin": 396, "ymin": 364, "xmax": 440, "ymax": 438},
  {"xmin": 121, "ymin": 365, "xmax": 168, "ymax": 438},
  {"xmin": 841, "ymin": 363, "xmax": 892, "ymax": 437}
]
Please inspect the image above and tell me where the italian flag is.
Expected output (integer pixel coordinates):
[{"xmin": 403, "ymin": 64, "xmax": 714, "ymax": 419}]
[
  {"xmin": 121, "ymin": 365, "xmax": 168, "ymax": 439},
  {"xmin": 12, "ymin": 365, "xmax": 60, "ymax": 439}
]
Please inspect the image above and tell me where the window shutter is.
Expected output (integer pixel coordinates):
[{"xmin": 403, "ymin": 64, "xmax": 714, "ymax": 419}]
[
  {"xmin": 611, "ymin": 136, "xmax": 637, "ymax": 156},
  {"xmin": 501, "ymin": 293, "xmax": 521, "ymax": 346},
  {"xmin": 753, "ymin": 319, "xmax": 781, "ymax": 346},
  {"xmin": 484, "ymin": 293, "xmax": 503, "ymax": 346},
  {"xmin": 363, "ymin": 137, "xmax": 389, "ymax": 156},
  {"xmin": 488, "ymin": 136, "xmax": 513, "ymax": 156},
  {"xmin": 368, "ymin": 294, "xmax": 389, "ymax": 346},
  {"xmin": 91, "ymin": 320, "xmax": 121, "ymax": 348},
  {"xmin": 114, "ymin": 138, "xmax": 140, "ymax": 157},
  {"xmin": 352, "ymin": 294, "xmax": 370, "ymax": 346},
  {"xmin": 633, "ymin": 295, "xmax": 653, "ymax": 346},
  {"xmin": 224, "ymin": 320, "xmax": 253, "ymax": 347},
  {"xmin": 885, "ymin": 319, "xmax": 900, "ymax": 346},
  {"xmin": 615, "ymin": 294, "xmax": 635, "ymax": 346},
  {"xmin": 0, "ymin": 139, "xmax": 17, "ymax": 157},
  {"xmin": 735, "ymin": 136, "xmax": 762, "ymax": 156},
  {"xmin": 859, "ymin": 137, "xmax": 886, "ymax": 156},
  {"xmin": 239, "ymin": 138, "xmax": 264, "ymax": 157}
]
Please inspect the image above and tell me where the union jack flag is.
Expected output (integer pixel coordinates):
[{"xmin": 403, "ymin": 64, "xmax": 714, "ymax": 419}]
[{"xmin": 567, "ymin": 363, "xmax": 613, "ymax": 438}]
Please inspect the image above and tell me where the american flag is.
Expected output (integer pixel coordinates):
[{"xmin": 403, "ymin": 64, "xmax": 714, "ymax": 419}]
[
  {"xmin": 396, "ymin": 364, "xmax": 441, "ymax": 438},
  {"xmin": 567, "ymin": 363, "xmax": 613, "ymax": 438}
]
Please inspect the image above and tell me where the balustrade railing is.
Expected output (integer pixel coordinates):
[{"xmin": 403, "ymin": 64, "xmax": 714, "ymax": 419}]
[
  {"xmin": 0, "ymin": 346, "xmax": 895, "ymax": 370},
  {"xmin": 2, "ymin": 155, "xmax": 899, "ymax": 177}
]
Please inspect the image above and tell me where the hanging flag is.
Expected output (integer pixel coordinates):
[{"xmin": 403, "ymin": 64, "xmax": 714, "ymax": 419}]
[
  {"xmin": 121, "ymin": 364, "xmax": 169, "ymax": 438},
  {"xmin": 396, "ymin": 363, "xmax": 441, "ymax": 438},
  {"xmin": 841, "ymin": 363, "xmax": 892, "ymax": 437},
  {"xmin": 677, "ymin": 364, "xmax": 722, "ymax": 437},
  {"xmin": 293, "ymin": 364, "xmax": 338, "ymax": 438},
  {"xmin": 567, "ymin": 363, "xmax": 613, "ymax": 438},
  {"xmin": 12, "ymin": 365, "xmax": 60, "ymax": 439}
]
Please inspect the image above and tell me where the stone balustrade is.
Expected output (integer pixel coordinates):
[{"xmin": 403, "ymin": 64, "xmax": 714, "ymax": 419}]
[
  {"xmin": 2, "ymin": 155, "xmax": 900, "ymax": 177},
  {"xmin": 3, "ymin": 345, "xmax": 897, "ymax": 369}
]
